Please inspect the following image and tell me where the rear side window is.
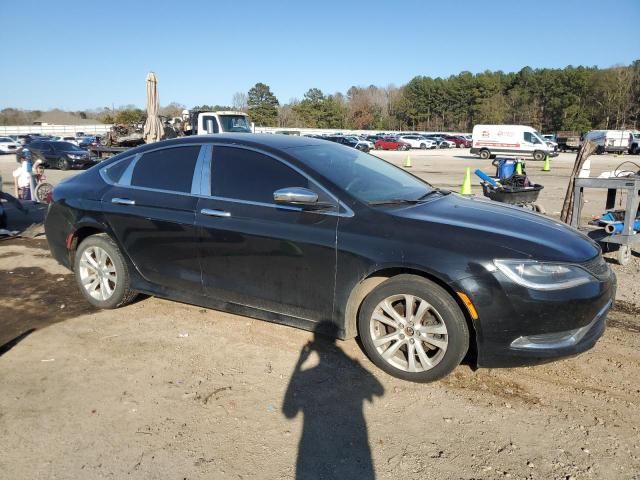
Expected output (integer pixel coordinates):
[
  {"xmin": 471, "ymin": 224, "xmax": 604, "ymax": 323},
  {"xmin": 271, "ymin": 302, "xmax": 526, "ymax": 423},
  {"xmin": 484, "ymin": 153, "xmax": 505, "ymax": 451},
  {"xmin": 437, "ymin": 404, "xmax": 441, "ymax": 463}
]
[
  {"xmin": 103, "ymin": 156, "xmax": 134, "ymax": 184},
  {"xmin": 211, "ymin": 147, "xmax": 310, "ymax": 203},
  {"xmin": 131, "ymin": 146, "xmax": 200, "ymax": 193}
]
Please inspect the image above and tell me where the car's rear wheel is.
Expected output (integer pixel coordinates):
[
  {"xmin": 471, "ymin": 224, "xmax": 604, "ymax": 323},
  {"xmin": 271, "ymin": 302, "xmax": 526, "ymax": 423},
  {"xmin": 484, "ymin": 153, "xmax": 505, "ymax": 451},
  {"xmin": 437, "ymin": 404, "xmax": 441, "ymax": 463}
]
[
  {"xmin": 57, "ymin": 158, "xmax": 70, "ymax": 170},
  {"xmin": 74, "ymin": 234, "xmax": 137, "ymax": 309},
  {"xmin": 479, "ymin": 149, "xmax": 491, "ymax": 159},
  {"xmin": 358, "ymin": 275, "xmax": 469, "ymax": 382}
]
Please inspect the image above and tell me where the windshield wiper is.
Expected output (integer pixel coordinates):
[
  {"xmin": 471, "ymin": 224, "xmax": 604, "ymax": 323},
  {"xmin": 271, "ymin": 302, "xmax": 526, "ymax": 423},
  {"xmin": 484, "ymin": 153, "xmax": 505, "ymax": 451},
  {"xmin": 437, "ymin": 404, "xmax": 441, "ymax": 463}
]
[
  {"xmin": 417, "ymin": 188, "xmax": 451, "ymax": 200},
  {"xmin": 368, "ymin": 189, "xmax": 451, "ymax": 206},
  {"xmin": 368, "ymin": 198, "xmax": 424, "ymax": 206}
]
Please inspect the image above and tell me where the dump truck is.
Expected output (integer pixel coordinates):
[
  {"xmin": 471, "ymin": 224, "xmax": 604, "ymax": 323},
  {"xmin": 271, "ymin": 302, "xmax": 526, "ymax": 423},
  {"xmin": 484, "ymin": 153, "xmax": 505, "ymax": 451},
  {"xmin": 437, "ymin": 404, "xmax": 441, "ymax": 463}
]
[{"xmin": 555, "ymin": 131, "xmax": 581, "ymax": 152}]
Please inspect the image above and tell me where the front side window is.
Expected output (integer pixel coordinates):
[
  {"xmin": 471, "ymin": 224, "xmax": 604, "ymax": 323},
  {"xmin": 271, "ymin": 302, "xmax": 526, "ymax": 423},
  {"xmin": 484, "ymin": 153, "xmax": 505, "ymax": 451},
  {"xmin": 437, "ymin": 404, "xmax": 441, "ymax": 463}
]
[
  {"xmin": 130, "ymin": 145, "xmax": 200, "ymax": 193},
  {"xmin": 211, "ymin": 147, "xmax": 313, "ymax": 204},
  {"xmin": 524, "ymin": 132, "xmax": 541, "ymax": 144}
]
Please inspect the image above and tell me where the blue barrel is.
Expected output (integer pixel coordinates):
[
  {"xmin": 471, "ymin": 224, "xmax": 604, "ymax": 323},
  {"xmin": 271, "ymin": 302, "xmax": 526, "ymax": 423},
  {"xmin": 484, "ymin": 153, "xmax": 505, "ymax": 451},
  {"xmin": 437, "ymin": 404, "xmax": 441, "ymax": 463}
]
[{"xmin": 495, "ymin": 159, "xmax": 516, "ymax": 179}]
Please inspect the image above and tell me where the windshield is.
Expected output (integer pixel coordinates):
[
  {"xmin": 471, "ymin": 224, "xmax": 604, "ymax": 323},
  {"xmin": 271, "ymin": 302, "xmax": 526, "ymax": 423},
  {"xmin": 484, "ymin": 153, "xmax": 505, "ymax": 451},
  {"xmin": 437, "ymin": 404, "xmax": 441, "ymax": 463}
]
[
  {"xmin": 288, "ymin": 144, "xmax": 432, "ymax": 203},
  {"xmin": 52, "ymin": 141, "xmax": 83, "ymax": 151},
  {"xmin": 218, "ymin": 115, "xmax": 252, "ymax": 133}
]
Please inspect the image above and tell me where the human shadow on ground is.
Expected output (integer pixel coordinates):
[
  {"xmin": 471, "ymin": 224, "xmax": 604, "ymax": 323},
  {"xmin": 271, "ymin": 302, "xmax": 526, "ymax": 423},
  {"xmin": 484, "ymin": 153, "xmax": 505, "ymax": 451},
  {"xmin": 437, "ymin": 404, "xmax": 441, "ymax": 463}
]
[{"xmin": 283, "ymin": 321, "xmax": 384, "ymax": 480}]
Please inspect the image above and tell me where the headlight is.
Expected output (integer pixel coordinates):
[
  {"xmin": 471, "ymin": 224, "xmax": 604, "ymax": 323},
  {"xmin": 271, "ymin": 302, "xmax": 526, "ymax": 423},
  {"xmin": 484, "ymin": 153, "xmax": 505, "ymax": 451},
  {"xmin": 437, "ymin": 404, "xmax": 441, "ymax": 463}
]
[{"xmin": 494, "ymin": 259, "xmax": 594, "ymax": 290}]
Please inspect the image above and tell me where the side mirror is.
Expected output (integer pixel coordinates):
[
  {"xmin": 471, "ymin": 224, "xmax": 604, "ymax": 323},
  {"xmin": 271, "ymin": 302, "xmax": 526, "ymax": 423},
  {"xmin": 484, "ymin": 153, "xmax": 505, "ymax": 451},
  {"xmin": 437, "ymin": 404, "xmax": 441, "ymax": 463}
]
[{"xmin": 273, "ymin": 187, "xmax": 334, "ymax": 210}]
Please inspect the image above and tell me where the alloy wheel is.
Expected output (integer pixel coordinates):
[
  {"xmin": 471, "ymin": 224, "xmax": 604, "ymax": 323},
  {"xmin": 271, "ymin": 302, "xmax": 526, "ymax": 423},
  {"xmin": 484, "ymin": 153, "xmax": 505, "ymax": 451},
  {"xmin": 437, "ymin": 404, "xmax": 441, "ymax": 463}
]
[
  {"xmin": 369, "ymin": 294, "xmax": 448, "ymax": 372},
  {"xmin": 79, "ymin": 246, "xmax": 117, "ymax": 301}
]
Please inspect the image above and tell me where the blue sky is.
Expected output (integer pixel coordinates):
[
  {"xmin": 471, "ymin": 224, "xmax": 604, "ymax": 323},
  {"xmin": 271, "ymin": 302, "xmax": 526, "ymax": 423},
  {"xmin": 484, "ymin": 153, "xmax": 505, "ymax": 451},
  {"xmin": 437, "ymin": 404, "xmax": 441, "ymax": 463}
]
[{"xmin": 1, "ymin": 0, "xmax": 638, "ymax": 111}]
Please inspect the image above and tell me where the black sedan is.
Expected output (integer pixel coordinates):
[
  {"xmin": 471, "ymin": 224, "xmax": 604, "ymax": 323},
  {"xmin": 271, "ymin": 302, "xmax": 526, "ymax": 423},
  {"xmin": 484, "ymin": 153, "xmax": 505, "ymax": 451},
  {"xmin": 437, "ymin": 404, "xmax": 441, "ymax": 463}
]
[
  {"xmin": 44, "ymin": 135, "xmax": 616, "ymax": 382},
  {"xmin": 19, "ymin": 140, "xmax": 98, "ymax": 170}
]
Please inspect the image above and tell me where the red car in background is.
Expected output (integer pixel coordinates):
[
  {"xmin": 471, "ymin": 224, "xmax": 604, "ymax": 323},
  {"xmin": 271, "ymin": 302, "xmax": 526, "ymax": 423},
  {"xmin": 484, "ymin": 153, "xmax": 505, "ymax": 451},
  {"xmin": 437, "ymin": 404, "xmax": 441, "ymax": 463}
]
[
  {"xmin": 374, "ymin": 137, "xmax": 411, "ymax": 151},
  {"xmin": 444, "ymin": 135, "xmax": 472, "ymax": 148}
]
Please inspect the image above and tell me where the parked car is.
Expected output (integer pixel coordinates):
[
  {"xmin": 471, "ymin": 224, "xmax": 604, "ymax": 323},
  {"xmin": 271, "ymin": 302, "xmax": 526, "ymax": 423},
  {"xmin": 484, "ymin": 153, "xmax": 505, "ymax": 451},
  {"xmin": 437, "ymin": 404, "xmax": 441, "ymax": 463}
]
[
  {"xmin": 78, "ymin": 136, "xmax": 100, "ymax": 149},
  {"xmin": 0, "ymin": 136, "xmax": 21, "ymax": 154},
  {"xmin": 326, "ymin": 136, "xmax": 370, "ymax": 152},
  {"xmin": 443, "ymin": 135, "xmax": 471, "ymax": 148},
  {"xmin": 374, "ymin": 137, "xmax": 411, "ymax": 151},
  {"xmin": 51, "ymin": 136, "xmax": 79, "ymax": 145},
  {"xmin": 397, "ymin": 135, "xmax": 437, "ymax": 149},
  {"xmin": 44, "ymin": 135, "xmax": 616, "ymax": 383},
  {"xmin": 18, "ymin": 140, "xmax": 98, "ymax": 170},
  {"xmin": 344, "ymin": 135, "xmax": 375, "ymax": 151},
  {"xmin": 423, "ymin": 135, "xmax": 455, "ymax": 148}
]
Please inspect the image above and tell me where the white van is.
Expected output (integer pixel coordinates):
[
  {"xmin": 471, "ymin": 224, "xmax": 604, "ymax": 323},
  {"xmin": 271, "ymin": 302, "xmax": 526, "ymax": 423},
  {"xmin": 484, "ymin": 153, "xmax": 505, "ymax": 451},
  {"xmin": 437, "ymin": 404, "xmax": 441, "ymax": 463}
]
[
  {"xmin": 471, "ymin": 124, "xmax": 557, "ymax": 160},
  {"xmin": 582, "ymin": 130, "xmax": 632, "ymax": 154}
]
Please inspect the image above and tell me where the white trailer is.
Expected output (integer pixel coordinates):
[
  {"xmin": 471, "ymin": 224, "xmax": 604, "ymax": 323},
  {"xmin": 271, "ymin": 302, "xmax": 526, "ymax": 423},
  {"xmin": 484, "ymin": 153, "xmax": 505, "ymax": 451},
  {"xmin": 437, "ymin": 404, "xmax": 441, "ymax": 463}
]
[{"xmin": 471, "ymin": 124, "xmax": 557, "ymax": 161}]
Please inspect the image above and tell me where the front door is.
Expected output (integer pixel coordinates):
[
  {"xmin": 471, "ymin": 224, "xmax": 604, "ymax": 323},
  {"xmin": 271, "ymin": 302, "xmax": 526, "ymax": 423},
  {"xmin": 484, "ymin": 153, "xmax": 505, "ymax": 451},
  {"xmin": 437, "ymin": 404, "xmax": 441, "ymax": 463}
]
[{"xmin": 197, "ymin": 145, "xmax": 339, "ymax": 322}]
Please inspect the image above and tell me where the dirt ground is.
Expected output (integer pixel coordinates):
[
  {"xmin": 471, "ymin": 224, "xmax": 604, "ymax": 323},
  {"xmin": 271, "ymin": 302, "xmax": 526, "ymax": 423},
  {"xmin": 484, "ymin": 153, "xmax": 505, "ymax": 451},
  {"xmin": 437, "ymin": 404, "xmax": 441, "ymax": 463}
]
[{"xmin": 1, "ymin": 150, "xmax": 640, "ymax": 479}]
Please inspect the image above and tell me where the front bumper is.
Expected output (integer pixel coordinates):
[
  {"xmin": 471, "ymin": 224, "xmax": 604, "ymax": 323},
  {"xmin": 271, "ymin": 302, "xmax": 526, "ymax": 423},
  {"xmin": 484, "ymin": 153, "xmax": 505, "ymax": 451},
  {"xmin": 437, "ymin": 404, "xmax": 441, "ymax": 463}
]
[{"xmin": 452, "ymin": 267, "xmax": 616, "ymax": 368}]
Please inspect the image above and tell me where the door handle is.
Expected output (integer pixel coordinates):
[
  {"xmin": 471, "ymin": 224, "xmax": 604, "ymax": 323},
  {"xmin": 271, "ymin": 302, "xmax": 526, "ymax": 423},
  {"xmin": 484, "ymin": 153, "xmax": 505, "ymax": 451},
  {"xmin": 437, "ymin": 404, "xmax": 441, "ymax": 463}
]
[
  {"xmin": 201, "ymin": 208, "xmax": 231, "ymax": 218},
  {"xmin": 112, "ymin": 198, "xmax": 135, "ymax": 206}
]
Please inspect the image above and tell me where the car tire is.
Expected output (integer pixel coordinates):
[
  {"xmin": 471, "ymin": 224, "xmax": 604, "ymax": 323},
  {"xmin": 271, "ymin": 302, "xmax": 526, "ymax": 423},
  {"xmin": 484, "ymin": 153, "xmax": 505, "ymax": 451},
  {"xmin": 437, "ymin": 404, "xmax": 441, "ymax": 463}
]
[
  {"xmin": 420, "ymin": 143, "xmax": 426, "ymax": 150},
  {"xmin": 532, "ymin": 150, "xmax": 545, "ymax": 161},
  {"xmin": 74, "ymin": 233, "xmax": 138, "ymax": 309},
  {"xmin": 479, "ymin": 149, "xmax": 491, "ymax": 159},
  {"xmin": 57, "ymin": 158, "xmax": 70, "ymax": 170},
  {"xmin": 357, "ymin": 275, "xmax": 469, "ymax": 383}
]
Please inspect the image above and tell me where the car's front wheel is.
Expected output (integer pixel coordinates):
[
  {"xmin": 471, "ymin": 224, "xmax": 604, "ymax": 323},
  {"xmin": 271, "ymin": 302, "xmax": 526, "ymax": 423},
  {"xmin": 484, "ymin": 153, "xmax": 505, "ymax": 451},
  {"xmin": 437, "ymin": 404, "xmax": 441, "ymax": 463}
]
[
  {"xmin": 74, "ymin": 234, "xmax": 137, "ymax": 309},
  {"xmin": 57, "ymin": 157, "xmax": 70, "ymax": 170},
  {"xmin": 358, "ymin": 275, "xmax": 469, "ymax": 382}
]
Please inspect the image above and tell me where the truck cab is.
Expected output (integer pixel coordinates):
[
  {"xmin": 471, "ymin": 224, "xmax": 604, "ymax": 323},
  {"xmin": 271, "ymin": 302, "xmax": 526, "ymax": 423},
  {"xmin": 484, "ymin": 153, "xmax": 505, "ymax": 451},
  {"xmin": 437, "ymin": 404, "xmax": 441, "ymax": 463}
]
[{"xmin": 189, "ymin": 111, "xmax": 253, "ymax": 135}]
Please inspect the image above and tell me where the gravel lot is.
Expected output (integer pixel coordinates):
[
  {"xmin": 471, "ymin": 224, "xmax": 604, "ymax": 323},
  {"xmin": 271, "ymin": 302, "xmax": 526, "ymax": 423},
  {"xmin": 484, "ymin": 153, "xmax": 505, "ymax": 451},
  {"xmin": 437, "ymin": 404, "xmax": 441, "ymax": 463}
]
[{"xmin": 1, "ymin": 148, "xmax": 639, "ymax": 479}]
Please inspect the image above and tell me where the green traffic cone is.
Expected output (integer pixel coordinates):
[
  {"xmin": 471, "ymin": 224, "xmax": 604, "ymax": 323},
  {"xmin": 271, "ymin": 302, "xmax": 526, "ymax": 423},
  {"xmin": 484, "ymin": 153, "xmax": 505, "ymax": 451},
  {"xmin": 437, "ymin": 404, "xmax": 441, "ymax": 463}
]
[
  {"xmin": 515, "ymin": 161, "xmax": 523, "ymax": 175},
  {"xmin": 542, "ymin": 155, "xmax": 550, "ymax": 172},
  {"xmin": 404, "ymin": 155, "xmax": 412, "ymax": 168},
  {"xmin": 460, "ymin": 167, "xmax": 472, "ymax": 195}
]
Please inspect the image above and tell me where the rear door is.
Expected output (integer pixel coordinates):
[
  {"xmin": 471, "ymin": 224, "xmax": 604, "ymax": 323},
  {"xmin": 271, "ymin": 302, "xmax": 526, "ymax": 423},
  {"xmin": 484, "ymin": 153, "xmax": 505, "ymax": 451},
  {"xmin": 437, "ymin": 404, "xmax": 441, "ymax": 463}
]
[
  {"xmin": 196, "ymin": 145, "xmax": 340, "ymax": 322},
  {"xmin": 101, "ymin": 145, "xmax": 205, "ymax": 292}
]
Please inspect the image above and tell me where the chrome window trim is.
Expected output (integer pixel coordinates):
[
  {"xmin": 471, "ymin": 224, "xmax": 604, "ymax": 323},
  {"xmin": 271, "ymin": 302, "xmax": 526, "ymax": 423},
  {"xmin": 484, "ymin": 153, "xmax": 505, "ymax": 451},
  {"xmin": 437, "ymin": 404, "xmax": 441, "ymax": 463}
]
[
  {"xmin": 191, "ymin": 145, "xmax": 211, "ymax": 196},
  {"xmin": 199, "ymin": 144, "xmax": 212, "ymax": 197},
  {"xmin": 119, "ymin": 153, "xmax": 141, "ymax": 186},
  {"xmin": 208, "ymin": 143, "xmax": 355, "ymax": 218}
]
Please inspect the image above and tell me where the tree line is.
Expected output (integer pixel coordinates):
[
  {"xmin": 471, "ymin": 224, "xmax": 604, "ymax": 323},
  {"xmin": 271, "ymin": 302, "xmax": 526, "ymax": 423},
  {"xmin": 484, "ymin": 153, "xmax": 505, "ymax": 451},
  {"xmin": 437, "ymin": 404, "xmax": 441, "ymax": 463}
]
[
  {"xmin": 2, "ymin": 61, "xmax": 638, "ymax": 133},
  {"xmin": 241, "ymin": 61, "xmax": 640, "ymax": 133}
]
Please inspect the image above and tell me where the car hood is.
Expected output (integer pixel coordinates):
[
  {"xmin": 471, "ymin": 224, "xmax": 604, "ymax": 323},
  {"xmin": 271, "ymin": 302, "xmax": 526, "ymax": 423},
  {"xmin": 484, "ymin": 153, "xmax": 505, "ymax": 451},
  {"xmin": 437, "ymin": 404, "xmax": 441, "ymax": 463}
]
[{"xmin": 391, "ymin": 193, "xmax": 599, "ymax": 263}]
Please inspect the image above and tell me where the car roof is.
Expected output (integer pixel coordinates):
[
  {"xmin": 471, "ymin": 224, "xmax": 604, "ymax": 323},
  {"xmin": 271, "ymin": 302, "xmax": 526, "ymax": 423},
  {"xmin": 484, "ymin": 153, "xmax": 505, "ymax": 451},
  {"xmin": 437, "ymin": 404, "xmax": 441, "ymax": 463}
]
[{"xmin": 127, "ymin": 133, "xmax": 331, "ymax": 155}]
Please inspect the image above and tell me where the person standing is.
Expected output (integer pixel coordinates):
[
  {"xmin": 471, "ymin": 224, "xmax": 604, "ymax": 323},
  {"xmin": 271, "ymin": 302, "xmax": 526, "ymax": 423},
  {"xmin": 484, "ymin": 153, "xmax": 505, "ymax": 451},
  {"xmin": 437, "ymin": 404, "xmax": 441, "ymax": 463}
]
[{"xmin": 13, "ymin": 150, "xmax": 33, "ymax": 200}]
